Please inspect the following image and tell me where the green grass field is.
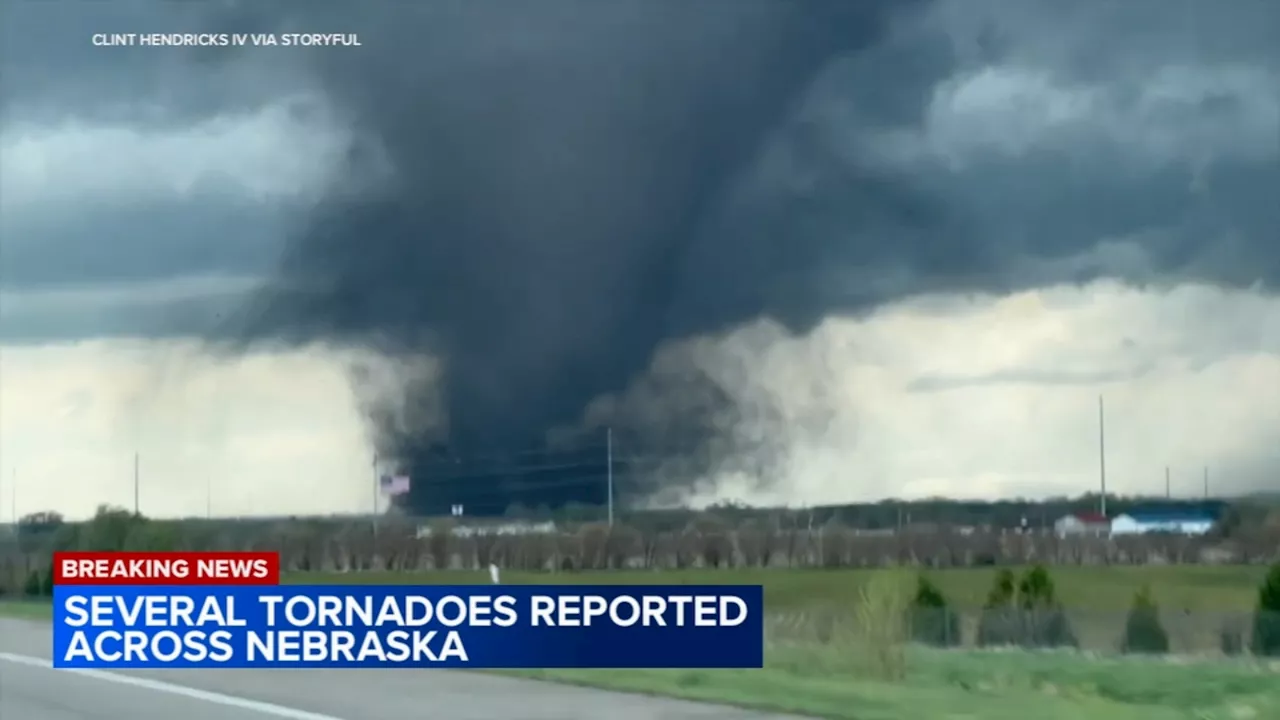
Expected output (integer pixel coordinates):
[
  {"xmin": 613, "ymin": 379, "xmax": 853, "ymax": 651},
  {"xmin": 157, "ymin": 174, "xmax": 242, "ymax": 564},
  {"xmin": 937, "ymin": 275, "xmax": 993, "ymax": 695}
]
[
  {"xmin": 285, "ymin": 565, "xmax": 1269, "ymax": 612},
  {"xmin": 5, "ymin": 565, "xmax": 1275, "ymax": 719}
]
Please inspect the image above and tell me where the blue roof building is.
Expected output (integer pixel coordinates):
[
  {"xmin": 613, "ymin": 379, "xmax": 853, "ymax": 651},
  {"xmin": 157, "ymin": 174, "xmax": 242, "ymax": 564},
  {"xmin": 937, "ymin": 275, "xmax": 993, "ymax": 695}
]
[{"xmin": 1110, "ymin": 511, "xmax": 1216, "ymax": 536}]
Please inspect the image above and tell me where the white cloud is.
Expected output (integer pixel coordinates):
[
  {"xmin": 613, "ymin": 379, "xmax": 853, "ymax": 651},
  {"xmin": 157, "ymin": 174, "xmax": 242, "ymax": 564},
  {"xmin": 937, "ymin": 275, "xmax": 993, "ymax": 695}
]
[
  {"xmin": 0, "ymin": 340, "xmax": 378, "ymax": 520},
  {"xmin": 0, "ymin": 94, "xmax": 353, "ymax": 211},
  {"xmin": 0, "ymin": 282, "xmax": 1275, "ymax": 520},
  {"xmin": 592, "ymin": 281, "xmax": 1280, "ymax": 508}
]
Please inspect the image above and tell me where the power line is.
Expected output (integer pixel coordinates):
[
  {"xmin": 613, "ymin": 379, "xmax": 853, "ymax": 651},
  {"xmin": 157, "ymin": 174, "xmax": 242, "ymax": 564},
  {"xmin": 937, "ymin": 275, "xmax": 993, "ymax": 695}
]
[{"xmin": 400, "ymin": 440, "xmax": 710, "ymax": 465}]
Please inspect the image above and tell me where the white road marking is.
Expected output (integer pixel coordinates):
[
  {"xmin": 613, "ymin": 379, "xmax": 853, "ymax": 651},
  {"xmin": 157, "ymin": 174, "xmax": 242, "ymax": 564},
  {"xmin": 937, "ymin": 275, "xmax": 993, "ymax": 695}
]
[{"xmin": 0, "ymin": 652, "xmax": 347, "ymax": 720}]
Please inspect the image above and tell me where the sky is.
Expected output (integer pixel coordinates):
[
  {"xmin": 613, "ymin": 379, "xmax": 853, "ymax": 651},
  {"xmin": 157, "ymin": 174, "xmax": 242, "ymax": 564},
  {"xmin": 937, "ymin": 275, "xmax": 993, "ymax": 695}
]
[{"xmin": 1, "ymin": 0, "xmax": 1276, "ymax": 519}]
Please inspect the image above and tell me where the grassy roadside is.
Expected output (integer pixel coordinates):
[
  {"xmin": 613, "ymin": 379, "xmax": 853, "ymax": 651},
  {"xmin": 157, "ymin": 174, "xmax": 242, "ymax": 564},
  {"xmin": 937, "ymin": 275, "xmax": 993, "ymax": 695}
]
[
  {"xmin": 6, "ymin": 565, "xmax": 1276, "ymax": 719},
  {"xmin": 502, "ymin": 648, "xmax": 1280, "ymax": 720},
  {"xmin": 0, "ymin": 599, "xmax": 53, "ymax": 620}
]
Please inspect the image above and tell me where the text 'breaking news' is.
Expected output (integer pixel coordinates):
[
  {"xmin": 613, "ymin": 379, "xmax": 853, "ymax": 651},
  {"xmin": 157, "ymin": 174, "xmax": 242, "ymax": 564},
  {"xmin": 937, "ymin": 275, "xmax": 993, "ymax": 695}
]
[{"xmin": 49, "ymin": 552, "xmax": 764, "ymax": 670}]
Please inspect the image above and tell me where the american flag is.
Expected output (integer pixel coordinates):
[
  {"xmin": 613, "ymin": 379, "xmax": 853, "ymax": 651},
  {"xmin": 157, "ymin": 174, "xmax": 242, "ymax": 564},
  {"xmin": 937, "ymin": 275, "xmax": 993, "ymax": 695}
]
[{"xmin": 379, "ymin": 474, "xmax": 411, "ymax": 495}]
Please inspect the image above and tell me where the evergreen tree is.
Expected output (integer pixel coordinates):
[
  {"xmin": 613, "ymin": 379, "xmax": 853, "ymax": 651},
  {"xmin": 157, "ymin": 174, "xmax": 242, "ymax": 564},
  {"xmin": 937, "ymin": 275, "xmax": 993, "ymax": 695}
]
[
  {"xmin": 1250, "ymin": 563, "xmax": 1280, "ymax": 656},
  {"xmin": 910, "ymin": 576, "xmax": 961, "ymax": 647},
  {"xmin": 987, "ymin": 568, "xmax": 1016, "ymax": 605},
  {"xmin": 1121, "ymin": 585, "xmax": 1170, "ymax": 654},
  {"xmin": 1020, "ymin": 565, "xmax": 1077, "ymax": 648},
  {"xmin": 977, "ymin": 569, "xmax": 1021, "ymax": 647},
  {"xmin": 977, "ymin": 566, "xmax": 1076, "ymax": 648},
  {"xmin": 1018, "ymin": 565, "xmax": 1056, "ymax": 607}
]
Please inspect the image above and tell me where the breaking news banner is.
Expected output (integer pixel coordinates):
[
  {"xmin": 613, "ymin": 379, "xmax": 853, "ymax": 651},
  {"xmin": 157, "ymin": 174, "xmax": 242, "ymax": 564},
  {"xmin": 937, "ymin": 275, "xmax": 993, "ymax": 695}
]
[{"xmin": 51, "ymin": 551, "xmax": 764, "ymax": 670}]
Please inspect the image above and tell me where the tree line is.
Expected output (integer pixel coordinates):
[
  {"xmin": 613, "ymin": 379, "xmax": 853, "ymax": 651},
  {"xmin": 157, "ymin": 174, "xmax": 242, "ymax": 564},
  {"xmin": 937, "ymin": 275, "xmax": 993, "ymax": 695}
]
[
  {"xmin": 480, "ymin": 493, "xmax": 1279, "ymax": 534},
  {"xmin": 4, "ymin": 502, "xmax": 1278, "ymax": 591},
  {"xmin": 13, "ymin": 491, "xmax": 1278, "ymax": 541}
]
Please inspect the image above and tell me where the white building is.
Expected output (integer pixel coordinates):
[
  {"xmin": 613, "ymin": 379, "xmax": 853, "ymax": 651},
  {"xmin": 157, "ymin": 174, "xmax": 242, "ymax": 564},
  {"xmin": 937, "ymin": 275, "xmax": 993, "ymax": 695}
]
[
  {"xmin": 1053, "ymin": 512, "xmax": 1111, "ymax": 538},
  {"xmin": 1109, "ymin": 512, "xmax": 1214, "ymax": 536}
]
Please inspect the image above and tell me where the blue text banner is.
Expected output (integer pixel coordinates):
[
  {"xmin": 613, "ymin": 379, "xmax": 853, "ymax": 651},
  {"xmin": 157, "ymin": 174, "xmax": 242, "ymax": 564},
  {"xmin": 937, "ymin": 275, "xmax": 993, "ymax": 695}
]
[{"xmin": 52, "ymin": 584, "xmax": 764, "ymax": 669}]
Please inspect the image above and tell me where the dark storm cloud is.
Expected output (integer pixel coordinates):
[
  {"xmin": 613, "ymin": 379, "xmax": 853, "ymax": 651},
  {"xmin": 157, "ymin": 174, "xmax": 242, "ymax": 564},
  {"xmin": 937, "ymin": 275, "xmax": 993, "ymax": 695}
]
[
  {"xmin": 0, "ymin": 275, "xmax": 254, "ymax": 343},
  {"xmin": 1, "ymin": 0, "xmax": 338, "ymax": 341},
  {"xmin": 197, "ymin": 0, "xmax": 946, "ymax": 512},
  {"xmin": 0, "ymin": 0, "xmax": 305, "ymax": 121},
  {"xmin": 4, "ymin": 1, "xmax": 1277, "ymax": 510},
  {"xmin": 2, "ymin": 202, "xmax": 284, "ymax": 289},
  {"xmin": 0, "ymin": 199, "xmax": 281, "ymax": 342},
  {"xmin": 200, "ymin": 0, "xmax": 1277, "ymax": 512}
]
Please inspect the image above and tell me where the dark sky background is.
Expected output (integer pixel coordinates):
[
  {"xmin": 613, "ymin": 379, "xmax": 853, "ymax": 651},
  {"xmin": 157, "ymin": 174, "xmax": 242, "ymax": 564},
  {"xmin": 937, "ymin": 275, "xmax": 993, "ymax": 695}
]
[{"xmin": 2, "ymin": 0, "xmax": 1276, "ymax": 511}]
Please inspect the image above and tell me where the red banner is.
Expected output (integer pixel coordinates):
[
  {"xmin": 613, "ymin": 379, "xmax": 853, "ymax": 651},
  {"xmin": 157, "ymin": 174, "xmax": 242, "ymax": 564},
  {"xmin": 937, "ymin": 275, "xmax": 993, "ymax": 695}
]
[{"xmin": 53, "ymin": 551, "xmax": 280, "ymax": 586}]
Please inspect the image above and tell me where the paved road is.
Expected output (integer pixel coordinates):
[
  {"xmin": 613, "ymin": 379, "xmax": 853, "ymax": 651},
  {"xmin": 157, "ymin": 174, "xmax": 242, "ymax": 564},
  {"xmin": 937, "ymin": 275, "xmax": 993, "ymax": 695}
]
[{"xmin": 0, "ymin": 618, "xmax": 798, "ymax": 720}]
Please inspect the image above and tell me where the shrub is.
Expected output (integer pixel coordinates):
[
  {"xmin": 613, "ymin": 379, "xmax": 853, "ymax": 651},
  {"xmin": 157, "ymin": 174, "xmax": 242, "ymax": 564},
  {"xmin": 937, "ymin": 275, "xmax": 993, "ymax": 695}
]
[
  {"xmin": 988, "ymin": 568, "xmax": 1017, "ymax": 605},
  {"xmin": 910, "ymin": 576, "xmax": 961, "ymax": 647},
  {"xmin": 854, "ymin": 571, "xmax": 911, "ymax": 681},
  {"xmin": 1121, "ymin": 585, "xmax": 1169, "ymax": 654},
  {"xmin": 22, "ymin": 569, "xmax": 41, "ymax": 597},
  {"xmin": 1250, "ymin": 562, "xmax": 1280, "ymax": 656},
  {"xmin": 40, "ymin": 565, "xmax": 55, "ymax": 597},
  {"xmin": 1018, "ymin": 565, "xmax": 1056, "ymax": 606},
  {"xmin": 977, "ymin": 565, "xmax": 1077, "ymax": 649}
]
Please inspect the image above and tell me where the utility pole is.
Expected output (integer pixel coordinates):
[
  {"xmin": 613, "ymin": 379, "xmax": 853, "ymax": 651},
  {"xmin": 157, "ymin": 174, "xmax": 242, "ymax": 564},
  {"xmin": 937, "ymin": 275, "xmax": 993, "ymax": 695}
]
[
  {"xmin": 1098, "ymin": 396, "xmax": 1107, "ymax": 517},
  {"xmin": 1165, "ymin": 466, "xmax": 1170, "ymax": 498},
  {"xmin": 133, "ymin": 452, "xmax": 140, "ymax": 516},
  {"xmin": 371, "ymin": 454, "xmax": 379, "ymax": 538},
  {"xmin": 606, "ymin": 427, "xmax": 614, "ymax": 527},
  {"xmin": 1203, "ymin": 466, "xmax": 1209, "ymax": 499}
]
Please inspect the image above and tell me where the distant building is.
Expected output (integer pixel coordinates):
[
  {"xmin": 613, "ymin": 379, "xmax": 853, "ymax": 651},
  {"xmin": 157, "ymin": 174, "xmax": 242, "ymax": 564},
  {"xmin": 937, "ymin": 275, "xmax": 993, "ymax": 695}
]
[
  {"xmin": 1109, "ymin": 511, "xmax": 1215, "ymax": 536},
  {"xmin": 1054, "ymin": 512, "xmax": 1112, "ymax": 538},
  {"xmin": 416, "ymin": 520, "xmax": 557, "ymax": 539}
]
